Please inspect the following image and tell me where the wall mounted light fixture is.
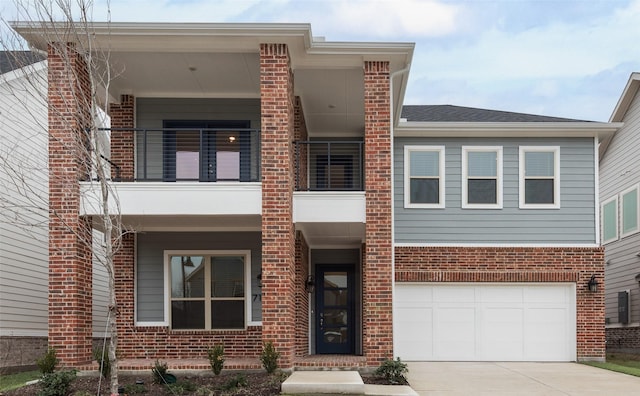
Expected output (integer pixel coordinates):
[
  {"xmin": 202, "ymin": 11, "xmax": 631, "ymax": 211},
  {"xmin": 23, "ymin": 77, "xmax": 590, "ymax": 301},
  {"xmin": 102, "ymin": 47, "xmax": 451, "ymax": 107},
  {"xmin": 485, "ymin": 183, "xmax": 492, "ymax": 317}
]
[
  {"xmin": 305, "ymin": 275, "xmax": 315, "ymax": 293},
  {"xmin": 587, "ymin": 275, "xmax": 598, "ymax": 292}
]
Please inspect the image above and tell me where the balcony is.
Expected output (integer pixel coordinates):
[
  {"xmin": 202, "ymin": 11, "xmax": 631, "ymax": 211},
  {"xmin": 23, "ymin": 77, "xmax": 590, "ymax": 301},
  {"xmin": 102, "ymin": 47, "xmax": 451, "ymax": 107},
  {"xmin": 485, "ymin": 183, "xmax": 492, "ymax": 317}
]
[{"xmin": 294, "ymin": 141, "xmax": 364, "ymax": 191}]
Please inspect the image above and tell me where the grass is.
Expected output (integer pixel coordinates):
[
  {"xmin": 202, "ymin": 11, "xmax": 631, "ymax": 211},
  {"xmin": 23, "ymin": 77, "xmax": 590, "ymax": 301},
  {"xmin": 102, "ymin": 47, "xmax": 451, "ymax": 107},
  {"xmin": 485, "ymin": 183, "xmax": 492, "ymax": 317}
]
[
  {"xmin": 584, "ymin": 353, "xmax": 640, "ymax": 377},
  {"xmin": 0, "ymin": 370, "xmax": 40, "ymax": 392}
]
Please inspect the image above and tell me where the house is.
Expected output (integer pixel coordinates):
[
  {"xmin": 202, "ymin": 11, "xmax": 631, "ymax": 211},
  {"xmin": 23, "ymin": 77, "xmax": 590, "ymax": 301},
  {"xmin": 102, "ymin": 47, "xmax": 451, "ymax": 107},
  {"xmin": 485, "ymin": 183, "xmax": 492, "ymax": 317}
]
[
  {"xmin": 599, "ymin": 72, "xmax": 640, "ymax": 352},
  {"xmin": 10, "ymin": 22, "xmax": 618, "ymax": 369},
  {"xmin": 0, "ymin": 51, "xmax": 109, "ymax": 372}
]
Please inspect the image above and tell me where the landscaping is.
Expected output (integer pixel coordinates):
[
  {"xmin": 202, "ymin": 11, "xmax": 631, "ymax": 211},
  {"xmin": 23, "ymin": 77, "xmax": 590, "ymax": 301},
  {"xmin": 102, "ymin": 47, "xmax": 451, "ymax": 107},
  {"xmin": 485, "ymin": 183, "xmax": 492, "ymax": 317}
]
[{"xmin": 584, "ymin": 352, "xmax": 640, "ymax": 377}]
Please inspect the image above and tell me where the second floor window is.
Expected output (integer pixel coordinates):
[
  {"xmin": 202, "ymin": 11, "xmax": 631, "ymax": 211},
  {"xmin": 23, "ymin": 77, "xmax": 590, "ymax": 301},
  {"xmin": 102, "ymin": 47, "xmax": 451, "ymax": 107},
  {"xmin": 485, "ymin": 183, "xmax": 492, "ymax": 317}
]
[
  {"xmin": 519, "ymin": 146, "xmax": 560, "ymax": 209},
  {"xmin": 462, "ymin": 146, "xmax": 503, "ymax": 209},
  {"xmin": 601, "ymin": 196, "xmax": 618, "ymax": 244},
  {"xmin": 404, "ymin": 145, "xmax": 445, "ymax": 208}
]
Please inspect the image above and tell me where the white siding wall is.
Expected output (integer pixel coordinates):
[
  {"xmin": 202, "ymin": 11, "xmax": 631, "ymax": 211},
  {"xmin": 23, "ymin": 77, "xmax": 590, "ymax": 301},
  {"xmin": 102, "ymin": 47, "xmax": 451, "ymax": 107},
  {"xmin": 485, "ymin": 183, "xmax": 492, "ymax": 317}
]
[
  {"xmin": 601, "ymin": 91, "xmax": 640, "ymax": 326},
  {"xmin": 0, "ymin": 63, "xmax": 49, "ymax": 336}
]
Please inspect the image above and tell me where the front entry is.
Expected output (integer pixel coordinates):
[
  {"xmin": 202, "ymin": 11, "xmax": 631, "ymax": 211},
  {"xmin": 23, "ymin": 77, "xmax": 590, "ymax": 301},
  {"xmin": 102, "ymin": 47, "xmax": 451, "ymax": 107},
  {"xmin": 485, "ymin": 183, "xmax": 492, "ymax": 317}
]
[{"xmin": 315, "ymin": 264, "xmax": 355, "ymax": 354}]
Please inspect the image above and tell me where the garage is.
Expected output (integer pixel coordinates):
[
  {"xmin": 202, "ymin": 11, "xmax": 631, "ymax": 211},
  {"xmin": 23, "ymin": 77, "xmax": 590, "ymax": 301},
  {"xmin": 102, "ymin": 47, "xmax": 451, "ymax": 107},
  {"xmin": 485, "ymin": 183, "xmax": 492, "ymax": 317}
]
[{"xmin": 394, "ymin": 283, "xmax": 576, "ymax": 361}]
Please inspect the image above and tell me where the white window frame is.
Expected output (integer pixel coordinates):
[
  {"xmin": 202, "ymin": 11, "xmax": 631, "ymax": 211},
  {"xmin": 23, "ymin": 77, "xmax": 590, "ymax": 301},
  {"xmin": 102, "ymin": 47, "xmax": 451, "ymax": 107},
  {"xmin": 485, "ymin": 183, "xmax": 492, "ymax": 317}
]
[
  {"xmin": 601, "ymin": 195, "xmax": 619, "ymax": 244},
  {"xmin": 164, "ymin": 250, "xmax": 252, "ymax": 330},
  {"xmin": 462, "ymin": 146, "xmax": 503, "ymax": 209},
  {"xmin": 620, "ymin": 184, "xmax": 639, "ymax": 238},
  {"xmin": 519, "ymin": 146, "xmax": 560, "ymax": 209},
  {"xmin": 404, "ymin": 145, "xmax": 445, "ymax": 209}
]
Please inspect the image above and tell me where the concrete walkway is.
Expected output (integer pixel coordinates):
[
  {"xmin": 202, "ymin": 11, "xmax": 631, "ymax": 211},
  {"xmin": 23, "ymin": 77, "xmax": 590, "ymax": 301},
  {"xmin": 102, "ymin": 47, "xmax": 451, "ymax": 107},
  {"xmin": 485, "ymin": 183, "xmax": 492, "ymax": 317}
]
[
  {"xmin": 282, "ymin": 371, "xmax": 418, "ymax": 395},
  {"xmin": 407, "ymin": 362, "xmax": 640, "ymax": 395}
]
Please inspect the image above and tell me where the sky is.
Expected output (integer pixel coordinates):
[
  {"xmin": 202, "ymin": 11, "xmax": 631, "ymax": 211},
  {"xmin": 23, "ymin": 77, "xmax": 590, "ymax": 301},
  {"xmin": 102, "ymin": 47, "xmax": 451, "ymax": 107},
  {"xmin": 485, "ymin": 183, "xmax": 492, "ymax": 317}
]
[{"xmin": 1, "ymin": 0, "xmax": 639, "ymax": 122}]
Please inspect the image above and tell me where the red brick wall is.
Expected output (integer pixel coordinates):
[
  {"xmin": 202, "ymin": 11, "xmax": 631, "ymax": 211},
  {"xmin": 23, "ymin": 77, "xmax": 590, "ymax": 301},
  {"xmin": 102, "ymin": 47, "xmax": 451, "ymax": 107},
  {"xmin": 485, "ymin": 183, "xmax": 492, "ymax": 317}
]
[
  {"xmin": 47, "ymin": 42, "xmax": 94, "ymax": 366},
  {"xmin": 363, "ymin": 61, "xmax": 394, "ymax": 366},
  {"xmin": 395, "ymin": 246, "xmax": 605, "ymax": 361},
  {"xmin": 109, "ymin": 94, "xmax": 135, "ymax": 181},
  {"xmin": 260, "ymin": 43, "xmax": 296, "ymax": 368},
  {"xmin": 294, "ymin": 96, "xmax": 308, "ymax": 190},
  {"xmin": 295, "ymin": 231, "xmax": 310, "ymax": 357}
]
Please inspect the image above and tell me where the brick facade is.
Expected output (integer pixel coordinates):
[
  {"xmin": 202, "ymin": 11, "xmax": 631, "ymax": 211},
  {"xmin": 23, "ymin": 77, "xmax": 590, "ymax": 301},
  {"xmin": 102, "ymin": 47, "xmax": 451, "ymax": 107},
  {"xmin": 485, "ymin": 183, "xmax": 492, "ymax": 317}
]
[
  {"xmin": 363, "ymin": 61, "xmax": 394, "ymax": 366},
  {"xmin": 295, "ymin": 231, "xmax": 310, "ymax": 357},
  {"xmin": 47, "ymin": 42, "xmax": 94, "ymax": 366},
  {"xmin": 108, "ymin": 94, "xmax": 135, "ymax": 181},
  {"xmin": 606, "ymin": 326, "xmax": 640, "ymax": 353},
  {"xmin": 395, "ymin": 246, "xmax": 606, "ymax": 361},
  {"xmin": 0, "ymin": 336, "xmax": 48, "ymax": 373},
  {"xmin": 260, "ymin": 43, "xmax": 297, "ymax": 368}
]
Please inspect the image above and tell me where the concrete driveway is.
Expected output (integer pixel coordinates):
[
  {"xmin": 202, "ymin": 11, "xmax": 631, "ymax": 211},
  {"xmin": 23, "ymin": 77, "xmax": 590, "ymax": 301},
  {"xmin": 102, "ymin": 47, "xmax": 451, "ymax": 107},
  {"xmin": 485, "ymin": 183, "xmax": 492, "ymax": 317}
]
[{"xmin": 407, "ymin": 362, "xmax": 640, "ymax": 395}]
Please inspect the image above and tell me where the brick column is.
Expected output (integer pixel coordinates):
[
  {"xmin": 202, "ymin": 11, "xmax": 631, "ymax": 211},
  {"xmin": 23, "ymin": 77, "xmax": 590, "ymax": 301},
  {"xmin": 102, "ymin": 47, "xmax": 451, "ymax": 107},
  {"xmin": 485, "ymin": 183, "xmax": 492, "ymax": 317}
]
[
  {"xmin": 260, "ymin": 43, "xmax": 296, "ymax": 368},
  {"xmin": 293, "ymin": 96, "xmax": 308, "ymax": 190},
  {"xmin": 48, "ymin": 42, "xmax": 93, "ymax": 366},
  {"xmin": 114, "ymin": 233, "xmax": 135, "ymax": 356},
  {"xmin": 363, "ymin": 61, "xmax": 393, "ymax": 366},
  {"xmin": 109, "ymin": 94, "xmax": 135, "ymax": 181}
]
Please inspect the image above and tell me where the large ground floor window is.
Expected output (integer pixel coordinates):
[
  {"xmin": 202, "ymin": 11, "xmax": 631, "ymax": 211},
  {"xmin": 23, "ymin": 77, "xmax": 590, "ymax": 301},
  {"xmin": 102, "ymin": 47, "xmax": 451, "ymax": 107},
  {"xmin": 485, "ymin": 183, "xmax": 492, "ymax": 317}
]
[{"xmin": 167, "ymin": 250, "xmax": 250, "ymax": 330}]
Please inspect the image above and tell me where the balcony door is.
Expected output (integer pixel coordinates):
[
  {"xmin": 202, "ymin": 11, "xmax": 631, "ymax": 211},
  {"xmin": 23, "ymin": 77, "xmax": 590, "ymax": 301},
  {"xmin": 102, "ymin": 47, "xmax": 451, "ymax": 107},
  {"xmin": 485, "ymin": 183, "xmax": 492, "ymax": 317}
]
[{"xmin": 162, "ymin": 120, "xmax": 251, "ymax": 182}]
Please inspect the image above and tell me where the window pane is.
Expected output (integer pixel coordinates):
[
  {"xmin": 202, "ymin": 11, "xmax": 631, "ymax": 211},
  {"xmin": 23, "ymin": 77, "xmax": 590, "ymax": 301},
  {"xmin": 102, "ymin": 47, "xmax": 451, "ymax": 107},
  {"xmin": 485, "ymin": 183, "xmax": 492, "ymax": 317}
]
[
  {"xmin": 324, "ymin": 272, "xmax": 347, "ymax": 288},
  {"xmin": 468, "ymin": 151, "xmax": 496, "ymax": 177},
  {"xmin": 468, "ymin": 179, "xmax": 497, "ymax": 204},
  {"xmin": 525, "ymin": 179, "xmax": 554, "ymax": 204},
  {"xmin": 170, "ymin": 256, "xmax": 205, "ymax": 298},
  {"xmin": 603, "ymin": 200, "xmax": 618, "ymax": 241},
  {"xmin": 171, "ymin": 301, "xmax": 205, "ymax": 329},
  {"xmin": 410, "ymin": 178, "xmax": 439, "ymax": 204},
  {"xmin": 525, "ymin": 152, "xmax": 554, "ymax": 177},
  {"xmin": 211, "ymin": 256, "xmax": 245, "ymax": 297},
  {"xmin": 175, "ymin": 131, "xmax": 200, "ymax": 180},
  {"xmin": 217, "ymin": 151, "xmax": 240, "ymax": 180},
  {"xmin": 211, "ymin": 300, "xmax": 244, "ymax": 329},
  {"xmin": 410, "ymin": 151, "xmax": 439, "ymax": 177},
  {"xmin": 622, "ymin": 189, "xmax": 638, "ymax": 234}
]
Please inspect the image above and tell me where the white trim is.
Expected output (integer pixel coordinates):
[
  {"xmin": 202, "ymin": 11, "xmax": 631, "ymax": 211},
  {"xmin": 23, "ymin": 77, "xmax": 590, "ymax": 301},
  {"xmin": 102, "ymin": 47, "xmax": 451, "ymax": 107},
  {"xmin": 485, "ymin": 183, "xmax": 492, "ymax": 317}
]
[
  {"xmin": 395, "ymin": 242, "xmax": 600, "ymax": 248},
  {"xmin": 620, "ymin": 184, "xmax": 640, "ymax": 238},
  {"xmin": 606, "ymin": 322, "xmax": 640, "ymax": 329},
  {"xmin": 403, "ymin": 145, "xmax": 445, "ymax": 209},
  {"xmin": 601, "ymin": 195, "xmax": 619, "ymax": 245},
  {"xmin": 461, "ymin": 146, "xmax": 503, "ymax": 209},
  {"xmin": 594, "ymin": 137, "xmax": 600, "ymax": 245},
  {"xmin": 395, "ymin": 122, "xmax": 620, "ymax": 138},
  {"xmin": 161, "ymin": 250, "xmax": 252, "ymax": 330},
  {"xmin": 519, "ymin": 146, "xmax": 560, "ymax": 209}
]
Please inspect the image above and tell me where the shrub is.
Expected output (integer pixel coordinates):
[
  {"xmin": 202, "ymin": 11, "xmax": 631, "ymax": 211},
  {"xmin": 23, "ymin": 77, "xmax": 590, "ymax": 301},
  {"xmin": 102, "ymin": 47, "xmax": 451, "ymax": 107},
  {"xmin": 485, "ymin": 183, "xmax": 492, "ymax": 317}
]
[
  {"xmin": 374, "ymin": 357, "xmax": 409, "ymax": 385},
  {"xmin": 123, "ymin": 383, "xmax": 147, "ymax": 394},
  {"xmin": 167, "ymin": 380, "xmax": 196, "ymax": 394},
  {"xmin": 93, "ymin": 347, "xmax": 110, "ymax": 379},
  {"xmin": 37, "ymin": 370, "xmax": 77, "ymax": 396},
  {"xmin": 151, "ymin": 360, "xmax": 168, "ymax": 384},
  {"xmin": 207, "ymin": 344, "xmax": 225, "ymax": 375},
  {"xmin": 36, "ymin": 347, "xmax": 59, "ymax": 374},
  {"xmin": 223, "ymin": 373, "xmax": 248, "ymax": 390},
  {"xmin": 260, "ymin": 341, "xmax": 280, "ymax": 374}
]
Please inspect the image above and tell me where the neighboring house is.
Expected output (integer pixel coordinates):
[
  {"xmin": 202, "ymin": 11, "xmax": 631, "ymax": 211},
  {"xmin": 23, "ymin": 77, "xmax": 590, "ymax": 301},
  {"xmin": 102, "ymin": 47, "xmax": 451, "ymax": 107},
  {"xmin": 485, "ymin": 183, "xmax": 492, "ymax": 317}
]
[
  {"xmin": 10, "ymin": 22, "xmax": 619, "ymax": 370},
  {"xmin": 599, "ymin": 72, "xmax": 640, "ymax": 352},
  {"xmin": 0, "ymin": 51, "xmax": 109, "ymax": 372}
]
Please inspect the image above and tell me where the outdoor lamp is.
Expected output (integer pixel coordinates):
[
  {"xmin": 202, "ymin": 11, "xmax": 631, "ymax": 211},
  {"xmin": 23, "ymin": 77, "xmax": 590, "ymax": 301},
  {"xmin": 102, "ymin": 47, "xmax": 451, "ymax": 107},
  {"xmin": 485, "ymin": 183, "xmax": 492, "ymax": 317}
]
[{"xmin": 587, "ymin": 275, "xmax": 598, "ymax": 292}]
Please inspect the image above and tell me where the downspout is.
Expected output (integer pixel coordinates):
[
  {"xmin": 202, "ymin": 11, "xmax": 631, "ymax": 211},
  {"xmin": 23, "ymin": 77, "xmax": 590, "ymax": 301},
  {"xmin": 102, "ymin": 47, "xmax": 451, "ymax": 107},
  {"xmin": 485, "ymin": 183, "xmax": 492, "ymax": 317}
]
[{"xmin": 389, "ymin": 64, "xmax": 410, "ymax": 359}]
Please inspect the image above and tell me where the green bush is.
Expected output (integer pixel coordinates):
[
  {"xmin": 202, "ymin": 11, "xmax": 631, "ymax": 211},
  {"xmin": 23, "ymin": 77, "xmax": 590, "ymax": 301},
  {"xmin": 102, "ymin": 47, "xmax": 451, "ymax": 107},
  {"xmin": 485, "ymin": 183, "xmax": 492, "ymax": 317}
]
[
  {"xmin": 93, "ymin": 347, "xmax": 110, "ymax": 379},
  {"xmin": 167, "ymin": 380, "xmax": 196, "ymax": 394},
  {"xmin": 151, "ymin": 360, "xmax": 168, "ymax": 384},
  {"xmin": 37, "ymin": 370, "xmax": 77, "ymax": 396},
  {"xmin": 374, "ymin": 357, "xmax": 408, "ymax": 385},
  {"xmin": 223, "ymin": 373, "xmax": 248, "ymax": 390},
  {"xmin": 36, "ymin": 347, "xmax": 59, "ymax": 374},
  {"xmin": 207, "ymin": 344, "xmax": 225, "ymax": 375},
  {"xmin": 123, "ymin": 383, "xmax": 147, "ymax": 394},
  {"xmin": 260, "ymin": 341, "xmax": 280, "ymax": 374}
]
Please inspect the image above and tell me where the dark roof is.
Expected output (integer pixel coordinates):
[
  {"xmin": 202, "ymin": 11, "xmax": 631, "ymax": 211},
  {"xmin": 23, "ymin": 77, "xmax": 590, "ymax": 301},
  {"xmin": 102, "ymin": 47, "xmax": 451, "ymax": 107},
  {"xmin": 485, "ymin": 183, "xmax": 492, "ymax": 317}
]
[
  {"xmin": 401, "ymin": 104, "xmax": 586, "ymax": 123},
  {"xmin": 0, "ymin": 51, "xmax": 46, "ymax": 74}
]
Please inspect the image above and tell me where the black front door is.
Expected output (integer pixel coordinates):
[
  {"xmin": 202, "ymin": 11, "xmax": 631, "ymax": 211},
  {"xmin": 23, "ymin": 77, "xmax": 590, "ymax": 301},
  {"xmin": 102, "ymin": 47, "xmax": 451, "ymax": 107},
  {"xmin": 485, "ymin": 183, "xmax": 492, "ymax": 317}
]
[{"xmin": 316, "ymin": 265, "xmax": 355, "ymax": 354}]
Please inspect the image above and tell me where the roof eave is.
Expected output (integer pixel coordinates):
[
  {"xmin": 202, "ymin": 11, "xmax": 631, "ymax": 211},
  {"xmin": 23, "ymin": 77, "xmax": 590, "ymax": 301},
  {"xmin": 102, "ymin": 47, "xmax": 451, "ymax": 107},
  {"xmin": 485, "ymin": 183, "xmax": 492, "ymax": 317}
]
[{"xmin": 395, "ymin": 121, "xmax": 621, "ymax": 139}]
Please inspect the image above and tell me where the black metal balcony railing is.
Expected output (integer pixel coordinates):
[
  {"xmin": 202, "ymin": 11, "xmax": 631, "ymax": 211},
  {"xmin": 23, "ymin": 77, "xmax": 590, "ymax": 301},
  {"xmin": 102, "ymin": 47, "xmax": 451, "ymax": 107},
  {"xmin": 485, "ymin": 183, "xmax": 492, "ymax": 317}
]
[
  {"xmin": 134, "ymin": 128, "xmax": 261, "ymax": 182},
  {"xmin": 294, "ymin": 141, "xmax": 364, "ymax": 191}
]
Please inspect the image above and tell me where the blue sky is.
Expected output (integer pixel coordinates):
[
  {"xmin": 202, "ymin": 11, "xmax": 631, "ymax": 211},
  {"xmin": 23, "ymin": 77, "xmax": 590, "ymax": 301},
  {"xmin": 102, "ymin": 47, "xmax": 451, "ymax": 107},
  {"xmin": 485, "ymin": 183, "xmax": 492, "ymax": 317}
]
[{"xmin": 2, "ymin": 0, "xmax": 639, "ymax": 121}]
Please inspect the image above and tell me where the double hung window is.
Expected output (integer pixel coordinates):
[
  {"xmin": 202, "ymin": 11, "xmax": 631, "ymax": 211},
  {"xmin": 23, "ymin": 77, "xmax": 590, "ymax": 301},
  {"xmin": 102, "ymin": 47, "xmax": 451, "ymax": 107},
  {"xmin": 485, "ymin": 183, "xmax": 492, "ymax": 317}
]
[
  {"xmin": 404, "ymin": 146, "xmax": 445, "ymax": 208},
  {"xmin": 519, "ymin": 146, "xmax": 560, "ymax": 208},
  {"xmin": 620, "ymin": 185, "xmax": 639, "ymax": 238},
  {"xmin": 168, "ymin": 251, "xmax": 249, "ymax": 330},
  {"xmin": 462, "ymin": 146, "xmax": 503, "ymax": 208}
]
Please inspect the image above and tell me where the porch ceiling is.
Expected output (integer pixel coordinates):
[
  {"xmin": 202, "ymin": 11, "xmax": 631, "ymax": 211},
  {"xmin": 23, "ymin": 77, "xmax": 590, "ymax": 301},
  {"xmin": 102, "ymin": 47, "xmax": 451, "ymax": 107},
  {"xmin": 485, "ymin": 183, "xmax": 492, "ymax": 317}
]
[{"xmin": 296, "ymin": 222, "xmax": 365, "ymax": 247}]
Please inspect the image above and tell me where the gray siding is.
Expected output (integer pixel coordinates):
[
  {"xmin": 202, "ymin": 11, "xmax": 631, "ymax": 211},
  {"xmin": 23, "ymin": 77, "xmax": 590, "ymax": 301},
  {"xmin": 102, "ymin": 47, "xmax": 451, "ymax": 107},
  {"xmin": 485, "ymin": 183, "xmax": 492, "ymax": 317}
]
[
  {"xmin": 394, "ymin": 137, "xmax": 596, "ymax": 244},
  {"xmin": 601, "ymin": 91, "xmax": 640, "ymax": 325},
  {"xmin": 136, "ymin": 232, "xmax": 262, "ymax": 323}
]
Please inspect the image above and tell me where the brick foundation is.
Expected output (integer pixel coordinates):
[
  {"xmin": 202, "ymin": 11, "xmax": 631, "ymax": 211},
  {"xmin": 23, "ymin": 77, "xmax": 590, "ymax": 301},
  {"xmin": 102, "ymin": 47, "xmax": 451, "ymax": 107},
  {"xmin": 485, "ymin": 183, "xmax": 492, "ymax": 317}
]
[
  {"xmin": 606, "ymin": 326, "xmax": 640, "ymax": 353},
  {"xmin": 363, "ymin": 61, "xmax": 393, "ymax": 366},
  {"xmin": 0, "ymin": 336, "xmax": 48, "ymax": 373},
  {"xmin": 395, "ymin": 246, "xmax": 606, "ymax": 361}
]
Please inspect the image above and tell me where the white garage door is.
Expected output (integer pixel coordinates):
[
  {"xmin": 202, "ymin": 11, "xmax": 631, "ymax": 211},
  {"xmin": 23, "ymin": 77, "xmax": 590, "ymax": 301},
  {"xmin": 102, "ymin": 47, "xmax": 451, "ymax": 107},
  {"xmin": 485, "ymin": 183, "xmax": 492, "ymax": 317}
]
[{"xmin": 394, "ymin": 283, "xmax": 576, "ymax": 361}]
